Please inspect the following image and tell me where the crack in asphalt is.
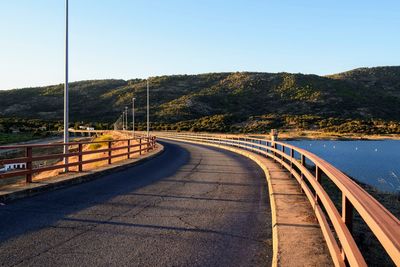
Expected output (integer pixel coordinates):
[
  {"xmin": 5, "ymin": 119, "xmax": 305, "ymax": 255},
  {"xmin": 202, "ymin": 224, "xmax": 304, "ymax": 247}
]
[{"xmin": 175, "ymin": 216, "xmax": 266, "ymax": 243}]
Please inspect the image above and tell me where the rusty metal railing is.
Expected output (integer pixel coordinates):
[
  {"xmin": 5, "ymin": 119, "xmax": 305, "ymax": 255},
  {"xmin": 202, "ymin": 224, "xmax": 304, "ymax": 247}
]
[
  {"xmin": 157, "ymin": 132, "xmax": 400, "ymax": 266},
  {"xmin": 0, "ymin": 135, "xmax": 157, "ymax": 183}
]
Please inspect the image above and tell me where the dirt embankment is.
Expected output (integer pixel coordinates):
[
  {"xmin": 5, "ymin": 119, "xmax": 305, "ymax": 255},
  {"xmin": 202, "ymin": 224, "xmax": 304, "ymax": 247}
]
[{"xmin": 33, "ymin": 131, "xmax": 142, "ymax": 181}]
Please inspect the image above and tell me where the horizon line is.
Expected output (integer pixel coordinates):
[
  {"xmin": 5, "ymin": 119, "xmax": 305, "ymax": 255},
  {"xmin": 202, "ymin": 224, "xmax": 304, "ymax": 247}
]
[{"xmin": 1, "ymin": 65, "xmax": 399, "ymax": 91}]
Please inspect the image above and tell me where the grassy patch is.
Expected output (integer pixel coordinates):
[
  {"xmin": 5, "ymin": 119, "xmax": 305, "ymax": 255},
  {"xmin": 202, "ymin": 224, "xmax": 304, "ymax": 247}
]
[
  {"xmin": 0, "ymin": 132, "xmax": 42, "ymax": 145},
  {"xmin": 88, "ymin": 135, "xmax": 113, "ymax": 150}
]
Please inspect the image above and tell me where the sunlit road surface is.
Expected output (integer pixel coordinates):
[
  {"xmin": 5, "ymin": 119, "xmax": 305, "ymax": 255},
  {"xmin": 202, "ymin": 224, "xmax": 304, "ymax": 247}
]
[{"xmin": 0, "ymin": 140, "xmax": 272, "ymax": 266}]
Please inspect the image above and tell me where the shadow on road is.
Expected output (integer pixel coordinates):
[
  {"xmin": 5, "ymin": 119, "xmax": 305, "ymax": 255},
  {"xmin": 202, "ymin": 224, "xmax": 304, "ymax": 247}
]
[{"xmin": 0, "ymin": 141, "xmax": 189, "ymax": 243}]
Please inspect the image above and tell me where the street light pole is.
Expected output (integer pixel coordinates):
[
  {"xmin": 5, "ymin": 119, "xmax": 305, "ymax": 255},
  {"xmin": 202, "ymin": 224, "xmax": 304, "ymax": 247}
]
[
  {"xmin": 64, "ymin": 0, "xmax": 69, "ymax": 172},
  {"xmin": 122, "ymin": 111, "xmax": 125, "ymax": 130},
  {"xmin": 125, "ymin": 106, "xmax": 128, "ymax": 131},
  {"xmin": 132, "ymin": 98, "xmax": 136, "ymax": 137},
  {"xmin": 147, "ymin": 78, "xmax": 149, "ymax": 137}
]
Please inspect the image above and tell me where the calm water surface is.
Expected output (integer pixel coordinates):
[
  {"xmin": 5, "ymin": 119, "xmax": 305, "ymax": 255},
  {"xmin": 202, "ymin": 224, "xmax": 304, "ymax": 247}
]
[{"xmin": 285, "ymin": 140, "xmax": 400, "ymax": 193}]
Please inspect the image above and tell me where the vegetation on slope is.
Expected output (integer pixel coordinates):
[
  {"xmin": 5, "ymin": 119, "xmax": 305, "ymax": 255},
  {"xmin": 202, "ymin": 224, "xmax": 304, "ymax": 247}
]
[{"xmin": 1, "ymin": 66, "xmax": 400, "ymax": 134}]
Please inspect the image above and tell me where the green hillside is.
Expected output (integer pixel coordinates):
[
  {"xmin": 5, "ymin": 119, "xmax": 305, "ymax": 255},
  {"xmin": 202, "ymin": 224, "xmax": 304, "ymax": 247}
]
[{"xmin": 1, "ymin": 66, "xmax": 400, "ymax": 134}]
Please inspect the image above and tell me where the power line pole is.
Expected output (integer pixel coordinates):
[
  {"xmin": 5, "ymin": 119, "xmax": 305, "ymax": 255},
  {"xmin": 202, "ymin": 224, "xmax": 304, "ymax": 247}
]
[
  {"xmin": 147, "ymin": 78, "xmax": 149, "ymax": 137},
  {"xmin": 64, "ymin": 0, "xmax": 69, "ymax": 172},
  {"xmin": 132, "ymin": 98, "xmax": 136, "ymax": 137}
]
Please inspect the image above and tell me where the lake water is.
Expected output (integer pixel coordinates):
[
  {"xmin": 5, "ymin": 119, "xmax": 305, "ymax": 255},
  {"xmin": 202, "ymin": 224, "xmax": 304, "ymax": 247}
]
[{"xmin": 284, "ymin": 140, "xmax": 400, "ymax": 193}]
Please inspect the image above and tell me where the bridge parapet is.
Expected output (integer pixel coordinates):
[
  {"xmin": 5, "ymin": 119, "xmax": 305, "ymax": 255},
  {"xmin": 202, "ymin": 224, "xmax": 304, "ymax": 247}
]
[
  {"xmin": 0, "ymin": 133, "xmax": 156, "ymax": 184},
  {"xmin": 156, "ymin": 132, "xmax": 400, "ymax": 267}
]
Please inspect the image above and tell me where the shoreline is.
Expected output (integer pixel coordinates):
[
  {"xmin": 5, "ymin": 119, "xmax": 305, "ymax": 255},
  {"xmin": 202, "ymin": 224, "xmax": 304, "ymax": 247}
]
[{"xmin": 257, "ymin": 131, "xmax": 400, "ymax": 141}]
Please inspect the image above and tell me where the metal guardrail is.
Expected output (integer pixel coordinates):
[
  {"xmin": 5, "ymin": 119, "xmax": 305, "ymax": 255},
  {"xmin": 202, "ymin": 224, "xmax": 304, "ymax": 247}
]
[
  {"xmin": 0, "ymin": 135, "xmax": 157, "ymax": 183},
  {"xmin": 157, "ymin": 132, "xmax": 400, "ymax": 267}
]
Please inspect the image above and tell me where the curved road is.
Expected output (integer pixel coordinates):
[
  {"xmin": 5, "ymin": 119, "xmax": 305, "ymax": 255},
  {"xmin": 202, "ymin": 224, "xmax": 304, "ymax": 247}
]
[{"xmin": 0, "ymin": 140, "xmax": 272, "ymax": 266}]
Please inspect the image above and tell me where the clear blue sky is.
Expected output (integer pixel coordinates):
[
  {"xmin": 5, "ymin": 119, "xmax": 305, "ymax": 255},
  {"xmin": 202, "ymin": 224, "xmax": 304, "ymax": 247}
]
[{"xmin": 0, "ymin": 0, "xmax": 399, "ymax": 90}]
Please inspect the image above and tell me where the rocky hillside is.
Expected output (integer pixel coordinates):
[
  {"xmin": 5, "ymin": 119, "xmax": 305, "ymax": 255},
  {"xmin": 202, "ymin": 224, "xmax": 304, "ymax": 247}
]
[{"xmin": 1, "ymin": 66, "xmax": 399, "ymax": 133}]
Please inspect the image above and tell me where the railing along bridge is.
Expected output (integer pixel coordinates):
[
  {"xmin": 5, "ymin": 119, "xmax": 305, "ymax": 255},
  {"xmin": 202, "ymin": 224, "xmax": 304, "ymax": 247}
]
[{"xmin": 0, "ymin": 132, "xmax": 156, "ymax": 183}]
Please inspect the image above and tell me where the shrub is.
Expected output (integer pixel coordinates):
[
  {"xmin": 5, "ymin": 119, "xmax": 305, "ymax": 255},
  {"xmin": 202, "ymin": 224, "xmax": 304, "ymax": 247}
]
[{"xmin": 88, "ymin": 135, "xmax": 113, "ymax": 150}]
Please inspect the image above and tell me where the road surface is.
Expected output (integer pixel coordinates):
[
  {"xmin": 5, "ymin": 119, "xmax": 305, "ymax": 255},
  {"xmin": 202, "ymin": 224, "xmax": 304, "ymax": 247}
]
[{"xmin": 0, "ymin": 140, "xmax": 272, "ymax": 266}]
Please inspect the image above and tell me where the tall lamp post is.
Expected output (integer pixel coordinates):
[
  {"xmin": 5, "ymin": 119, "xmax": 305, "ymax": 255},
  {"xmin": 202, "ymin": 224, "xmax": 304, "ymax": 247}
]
[
  {"xmin": 147, "ymin": 78, "xmax": 149, "ymax": 137},
  {"xmin": 64, "ymin": 0, "xmax": 69, "ymax": 172},
  {"xmin": 122, "ymin": 111, "xmax": 125, "ymax": 130},
  {"xmin": 125, "ymin": 106, "xmax": 128, "ymax": 131},
  {"xmin": 132, "ymin": 98, "xmax": 136, "ymax": 137}
]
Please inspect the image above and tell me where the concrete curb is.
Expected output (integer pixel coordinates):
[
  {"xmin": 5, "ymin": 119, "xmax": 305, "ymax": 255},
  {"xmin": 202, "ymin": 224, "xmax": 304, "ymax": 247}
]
[{"xmin": 0, "ymin": 144, "xmax": 164, "ymax": 203}]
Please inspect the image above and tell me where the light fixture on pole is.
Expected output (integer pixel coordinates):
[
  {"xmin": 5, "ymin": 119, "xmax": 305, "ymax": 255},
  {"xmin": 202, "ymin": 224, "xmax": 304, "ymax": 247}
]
[
  {"xmin": 147, "ymin": 78, "xmax": 149, "ymax": 137},
  {"xmin": 132, "ymin": 98, "xmax": 136, "ymax": 137},
  {"xmin": 64, "ymin": 0, "xmax": 69, "ymax": 172}
]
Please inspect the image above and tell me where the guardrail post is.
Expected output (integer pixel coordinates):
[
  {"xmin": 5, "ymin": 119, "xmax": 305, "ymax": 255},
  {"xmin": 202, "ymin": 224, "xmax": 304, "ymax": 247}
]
[
  {"xmin": 108, "ymin": 141, "xmax": 112, "ymax": 164},
  {"xmin": 139, "ymin": 138, "xmax": 142, "ymax": 155},
  {"xmin": 127, "ymin": 139, "xmax": 131, "ymax": 159},
  {"xmin": 281, "ymin": 146, "xmax": 285, "ymax": 164},
  {"xmin": 315, "ymin": 166, "xmax": 322, "ymax": 204},
  {"xmin": 301, "ymin": 154, "xmax": 305, "ymax": 166},
  {"xmin": 300, "ymin": 154, "xmax": 306, "ymax": 192},
  {"xmin": 341, "ymin": 193, "xmax": 354, "ymax": 263},
  {"xmin": 78, "ymin": 143, "xmax": 83, "ymax": 172},
  {"xmin": 342, "ymin": 194, "xmax": 353, "ymax": 233},
  {"xmin": 264, "ymin": 141, "xmax": 268, "ymax": 156},
  {"xmin": 289, "ymin": 148, "xmax": 294, "ymax": 177},
  {"xmin": 25, "ymin": 146, "xmax": 32, "ymax": 183}
]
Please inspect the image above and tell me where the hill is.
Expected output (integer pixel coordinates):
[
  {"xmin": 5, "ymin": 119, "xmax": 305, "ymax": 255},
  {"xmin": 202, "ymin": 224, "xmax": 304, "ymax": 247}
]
[
  {"xmin": 1, "ymin": 66, "xmax": 400, "ymax": 134},
  {"xmin": 328, "ymin": 66, "xmax": 400, "ymax": 98}
]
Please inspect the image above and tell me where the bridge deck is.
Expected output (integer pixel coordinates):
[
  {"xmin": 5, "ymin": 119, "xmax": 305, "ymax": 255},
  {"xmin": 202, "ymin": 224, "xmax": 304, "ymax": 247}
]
[
  {"xmin": 0, "ymin": 140, "xmax": 272, "ymax": 266},
  {"xmin": 162, "ymin": 136, "xmax": 333, "ymax": 266}
]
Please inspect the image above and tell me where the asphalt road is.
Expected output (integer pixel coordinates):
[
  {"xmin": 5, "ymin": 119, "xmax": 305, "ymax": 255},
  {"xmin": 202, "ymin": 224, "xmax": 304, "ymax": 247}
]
[{"xmin": 0, "ymin": 140, "xmax": 272, "ymax": 267}]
